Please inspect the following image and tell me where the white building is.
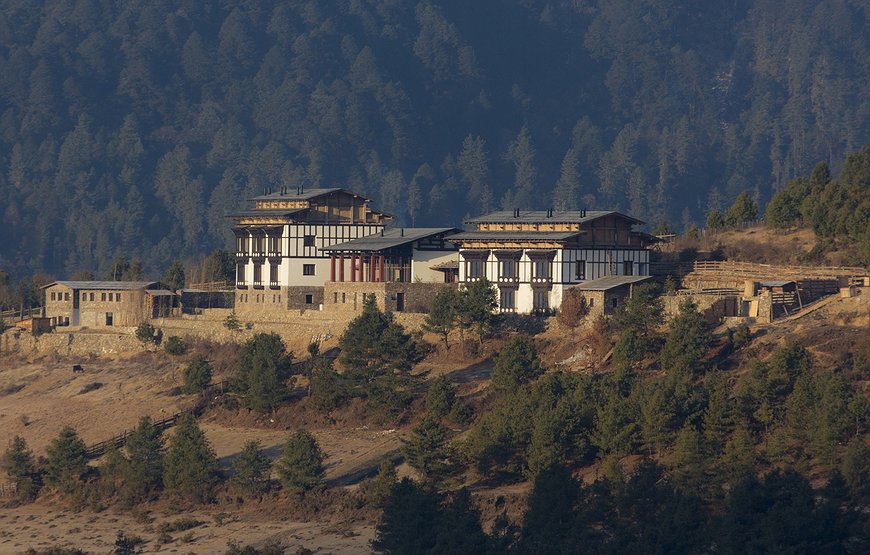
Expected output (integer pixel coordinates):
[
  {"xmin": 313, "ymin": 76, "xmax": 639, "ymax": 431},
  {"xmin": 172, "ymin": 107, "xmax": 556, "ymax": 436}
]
[
  {"xmin": 450, "ymin": 210, "xmax": 656, "ymax": 314},
  {"xmin": 229, "ymin": 187, "xmax": 390, "ymax": 313}
]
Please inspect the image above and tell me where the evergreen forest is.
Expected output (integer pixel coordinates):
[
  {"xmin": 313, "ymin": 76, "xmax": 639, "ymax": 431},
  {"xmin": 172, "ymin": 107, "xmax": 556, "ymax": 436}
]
[{"xmin": 2, "ymin": 0, "xmax": 870, "ymax": 277}]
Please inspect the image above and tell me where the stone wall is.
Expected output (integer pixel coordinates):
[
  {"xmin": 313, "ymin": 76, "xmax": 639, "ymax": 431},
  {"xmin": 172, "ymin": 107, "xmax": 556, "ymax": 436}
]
[
  {"xmin": 323, "ymin": 281, "xmax": 451, "ymax": 314},
  {"xmin": 1, "ymin": 328, "xmax": 142, "ymax": 356},
  {"xmin": 662, "ymin": 293, "xmax": 739, "ymax": 324}
]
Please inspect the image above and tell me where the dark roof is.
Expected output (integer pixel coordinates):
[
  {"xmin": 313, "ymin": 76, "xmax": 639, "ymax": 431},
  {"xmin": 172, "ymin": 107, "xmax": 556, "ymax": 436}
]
[
  {"xmin": 145, "ymin": 289, "xmax": 176, "ymax": 296},
  {"xmin": 570, "ymin": 275, "xmax": 654, "ymax": 291},
  {"xmin": 250, "ymin": 187, "xmax": 365, "ymax": 201},
  {"xmin": 466, "ymin": 210, "xmax": 644, "ymax": 225},
  {"xmin": 759, "ymin": 280, "xmax": 796, "ymax": 288},
  {"xmin": 449, "ymin": 231, "xmax": 583, "ymax": 242},
  {"xmin": 322, "ymin": 228, "xmax": 458, "ymax": 252},
  {"xmin": 42, "ymin": 281, "xmax": 159, "ymax": 291}
]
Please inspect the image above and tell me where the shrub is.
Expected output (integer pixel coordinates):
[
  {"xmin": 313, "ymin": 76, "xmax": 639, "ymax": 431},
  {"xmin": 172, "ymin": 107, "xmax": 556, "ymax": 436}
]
[
  {"xmin": 426, "ymin": 376, "xmax": 456, "ymax": 419},
  {"xmin": 164, "ymin": 335, "xmax": 187, "ymax": 355},
  {"xmin": 135, "ymin": 322, "xmax": 156, "ymax": 345},
  {"xmin": 182, "ymin": 355, "xmax": 213, "ymax": 394},
  {"xmin": 224, "ymin": 312, "xmax": 241, "ymax": 331},
  {"xmin": 157, "ymin": 517, "xmax": 204, "ymax": 534}
]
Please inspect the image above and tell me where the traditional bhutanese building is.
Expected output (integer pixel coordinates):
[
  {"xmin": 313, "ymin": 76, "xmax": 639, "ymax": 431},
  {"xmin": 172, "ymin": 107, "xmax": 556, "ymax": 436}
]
[
  {"xmin": 450, "ymin": 210, "xmax": 657, "ymax": 314},
  {"xmin": 229, "ymin": 187, "xmax": 391, "ymax": 313},
  {"xmin": 320, "ymin": 227, "xmax": 460, "ymax": 313},
  {"xmin": 40, "ymin": 281, "xmax": 177, "ymax": 328}
]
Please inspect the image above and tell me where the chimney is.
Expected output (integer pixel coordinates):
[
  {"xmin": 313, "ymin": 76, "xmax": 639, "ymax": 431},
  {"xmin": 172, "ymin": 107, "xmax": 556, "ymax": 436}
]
[
  {"xmin": 263, "ymin": 187, "xmax": 267, "ymax": 195},
  {"xmin": 514, "ymin": 208, "xmax": 520, "ymax": 218},
  {"xmin": 296, "ymin": 187, "xmax": 301, "ymax": 195},
  {"xmin": 381, "ymin": 229, "xmax": 385, "ymax": 236},
  {"xmin": 400, "ymin": 228, "xmax": 405, "ymax": 237},
  {"xmin": 581, "ymin": 209, "xmax": 586, "ymax": 218}
]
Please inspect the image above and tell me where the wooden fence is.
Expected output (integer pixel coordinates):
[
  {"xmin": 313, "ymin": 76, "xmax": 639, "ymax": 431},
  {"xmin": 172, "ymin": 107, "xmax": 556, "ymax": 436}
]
[
  {"xmin": 83, "ymin": 380, "xmax": 229, "ymax": 459},
  {"xmin": 0, "ymin": 482, "xmax": 18, "ymax": 498},
  {"xmin": 186, "ymin": 280, "xmax": 233, "ymax": 291},
  {"xmin": 653, "ymin": 260, "xmax": 867, "ymax": 281}
]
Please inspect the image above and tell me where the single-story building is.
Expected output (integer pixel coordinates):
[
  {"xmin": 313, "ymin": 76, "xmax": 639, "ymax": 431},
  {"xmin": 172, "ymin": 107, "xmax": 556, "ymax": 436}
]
[
  {"xmin": 41, "ymin": 281, "xmax": 177, "ymax": 328},
  {"xmin": 567, "ymin": 275, "xmax": 655, "ymax": 318}
]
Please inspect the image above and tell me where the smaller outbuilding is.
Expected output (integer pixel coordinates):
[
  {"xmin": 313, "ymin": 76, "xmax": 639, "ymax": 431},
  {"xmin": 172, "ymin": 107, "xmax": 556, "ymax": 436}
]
[
  {"xmin": 41, "ymin": 281, "xmax": 177, "ymax": 328},
  {"xmin": 568, "ymin": 275, "xmax": 655, "ymax": 317}
]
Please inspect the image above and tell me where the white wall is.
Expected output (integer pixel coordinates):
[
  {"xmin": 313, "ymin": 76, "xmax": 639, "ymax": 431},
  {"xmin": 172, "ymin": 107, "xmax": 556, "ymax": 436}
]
[{"xmin": 411, "ymin": 249, "xmax": 457, "ymax": 282}]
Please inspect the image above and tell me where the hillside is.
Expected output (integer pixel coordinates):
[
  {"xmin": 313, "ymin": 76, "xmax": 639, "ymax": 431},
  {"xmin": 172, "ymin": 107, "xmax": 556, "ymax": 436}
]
[{"xmin": 3, "ymin": 1, "xmax": 870, "ymax": 277}]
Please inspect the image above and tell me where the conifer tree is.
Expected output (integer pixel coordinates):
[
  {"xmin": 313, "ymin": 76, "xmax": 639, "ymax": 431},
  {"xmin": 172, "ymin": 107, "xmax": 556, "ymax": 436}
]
[
  {"xmin": 45, "ymin": 426, "xmax": 88, "ymax": 494},
  {"xmin": 277, "ymin": 429, "xmax": 324, "ymax": 495},
  {"xmin": 423, "ymin": 287, "xmax": 458, "ymax": 348},
  {"xmin": 725, "ymin": 191, "xmax": 758, "ymax": 226},
  {"xmin": 163, "ymin": 414, "xmax": 219, "ymax": 503},
  {"xmin": 430, "ymin": 488, "xmax": 490, "ymax": 555},
  {"xmin": 373, "ymin": 477, "xmax": 442, "ymax": 555},
  {"xmin": 671, "ymin": 424, "xmax": 705, "ymax": 492},
  {"xmin": 238, "ymin": 333, "xmax": 292, "ymax": 411},
  {"xmin": 456, "ymin": 279, "xmax": 497, "ymax": 343},
  {"xmin": 123, "ymin": 416, "xmax": 164, "ymax": 501},
  {"xmin": 491, "ymin": 335, "xmax": 543, "ymax": 393},
  {"xmin": 402, "ymin": 416, "xmax": 453, "ymax": 484},
  {"xmin": 702, "ymin": 373, "xmax": 734, "ymax": 456},
  {"xmin": 517, "ymin": 464, "xmax": 580, "ymax": 555},
  {"xmin": 426, "ymin": 375, "xmax": 457, "ymax": 419},
  {"xmin": 2, "ymin": 436, "xmax": 35, "ymax": 481},
  {"xmin": 661, "ymin": 299, "xmax": 710, "ymax": 378},
  {"xmin": 231, "ymin": 440, "xmax": 272, "ymax": 495},
  {"xmin": 183, "ymin": 355, "xmax": 213, "ymax": 394},
  {"xmin": 339, "ymin": 295, "xmax": 415, "ymax": 384}
]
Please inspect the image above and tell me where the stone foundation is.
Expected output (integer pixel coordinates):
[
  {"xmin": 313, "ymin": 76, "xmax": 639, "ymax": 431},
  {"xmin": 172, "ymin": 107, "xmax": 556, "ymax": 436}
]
[{"xmin": 323, "ymin": 281, "xmax": 451, "ymax": 314}]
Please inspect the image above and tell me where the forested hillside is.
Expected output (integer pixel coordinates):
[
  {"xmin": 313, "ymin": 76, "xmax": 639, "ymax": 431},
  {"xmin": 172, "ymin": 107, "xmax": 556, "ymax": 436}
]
[{"xmin": 2, "ymin": 0, "xmax": 869, "ymax": 277}]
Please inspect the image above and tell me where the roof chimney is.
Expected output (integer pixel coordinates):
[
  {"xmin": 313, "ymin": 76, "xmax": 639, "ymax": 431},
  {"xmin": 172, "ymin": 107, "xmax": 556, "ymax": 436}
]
[
  {"xmin": 400, "ymin": 228, "xmax": 404, "ymax": 237},
  {"xmin": 514, "ymin": 208, "xmax": 520, "ymax": 218},
  {"xmin": 296, "ymin": 187, "xmax": 301, "ymax": 195},
  {"xmin": 581, "ymin": 209, "xmax": 586, "ymax": 218}
]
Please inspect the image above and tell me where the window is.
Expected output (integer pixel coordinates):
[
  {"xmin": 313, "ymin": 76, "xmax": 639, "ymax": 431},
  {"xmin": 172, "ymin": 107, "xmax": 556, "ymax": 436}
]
[
  {"xmin": 303, "ymin": 264, "xmax": 315, "ymax": 276},
  {"xmin": 623, "ymin": 260, "xmax": 633, "ymax": 276},
  {"xmin": 101, "ymin": 293, "xmax": 106, "ymax": 301},
  {"xmin": 533, "ymin": 260, "xmax": 550, "ymax": 279},
  {"xmin": 611, "ymin": 297, "xmax": 619, "ymax": 309},
  {"xmin": 466, "ymin": 259, "xmax": 482, "ymax": 278},
  {"xmin": 64, "ymin": 292, "xmax": 70, "ymax": 301},
  {"xmin": 575, "ymin": 260, "xmax": 586, "ymax": 280},
  {"xmin": 108, "ymin": 293, "xmax": 113, "ymax": 301},
  {"xmin": 253, "ymin": 263, "xmax": 263, "ymax": 286},
  {"xmin": 116, "ymin": 293, "xmax": 121, "ymax": 302},
  {"xmin": 499, "ymin": 288, "xmax": 515, "ymax": 310},
  {"xmin": 50, "ymin": 292, "xmax": 55, "ymax": 301},
  {"xmin": 268, "ymin": 236, "xmax": 280, "ymax": 255},
  {"xmin": 501, "ymin": 259, "xmax": 517, "ymax": 278},
  {"xmin": 334, "ymin": 292, "xmax": 338, "ymax": 303},
  {"xmin": 305, "ymin": 294, "xmax": 313, "ymax": 304},
  {"xmin": 236, "ymin": 235, "xmax": 248, "ymax": 255},
  {"xmin": 342, "ymin": 292, "xmax": 346, "ymax": 303},
  {"xmin": 533, "ymin": 290, "xmax": 549, "ymax": 311},
  {"xmin": 303, "ymin": 235, "xmax": 316, "ymax": 247},
  {"xmin": 90, "ymin": 293, "xmax": 94, "ymax": 301},
  {"xmin": 252, "ymin": 235, "xmax": 264, "ymax": 255},
  {"xmin": 270, "ymin": 264, "xmax": 279, "ymax": 287},
  {"xmin": 105, "ymin": 312, "xmax": 113, "ymax": 326}
]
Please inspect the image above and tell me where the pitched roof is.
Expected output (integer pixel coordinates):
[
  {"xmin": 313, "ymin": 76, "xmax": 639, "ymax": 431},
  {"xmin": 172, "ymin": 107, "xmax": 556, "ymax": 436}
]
[
  {"xmin": 322, "ymin": 228, "xmax": 459, "ymax": 252},
  {"xmin": 570, "ymin": 275, "xmax": 654, "ymax": 291},
  {"xmin": 466, "ymin": 210, "xmax": 644, "ymax": 225},
  {"xmin": 250, "ymin": 187, "xmax": 364, "ymax": 201},
  {"xmin": 41, "ymin": 281, "xmax": 159, "ymax": 290},
  {"xmin": 448, "ymin": 231, "xmax": 583, "ymax": 242}
]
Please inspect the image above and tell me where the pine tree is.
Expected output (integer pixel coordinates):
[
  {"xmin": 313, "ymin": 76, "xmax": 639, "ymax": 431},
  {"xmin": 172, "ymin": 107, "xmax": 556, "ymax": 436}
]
[
  {"xmin": 163, "ymin": 414, "xmax": 219, "ymax": 503},
  {"xmin": 426, "ymin": 375, "xmax": 457, "ymax": 419},
  {"xmin": 45, "ymin": 426, "xmax": 88, "ymax": 494},
  {"xmin": 238, "ymin": 333, "xmax": 292, "ymax": 411},
  {"xmin": 456, "ymin": 279, "xmax": 497, "ymax": 343},
  {"xmin": 491, "ymin": 335, "xmax": 543, "ymax": 393},
  {"xmin": 402, "ymin": 416, "xmax": 453, "ymax": 484},
  {"xmin": 517, "ymin": 464, "xmax": 580, "ymax": 555},
  {"xmin": 702, "ymin": 373, "xmax": 734, "ymax": 456},
  {"xmin": 430, "ymin": 488, "xmax": 489, "ymax": 555},
  {"xmin": 552, "ymin": 147, "xmax": 582, "ymax": 210},
  {"xmin": 719, "ymin": 427, "xmax": 756, "ymax": 484},
  {"xmin": 423, "ymin": 287, "xmax": 458, "ymax": 349},
  {"xmin": 123, "ymin": 416, "xmax": 164, "ymax": 501},
  {"xmin": 277, "ymin": 429, "xmax": 324, "ymax": 495},
  {"xmin": 162, "ymin": 261, "xmax": 185, "ymax": 291},
  {"xmin": 367, "ymin": 461, "xmax": 397, "ymax": 508},
  {"xmin": 671, "ymin": 424, "xmax": 706, "ymax": 492},
  {"xmin": 183, "ymin": 355, "xmax": 213, "ymax": 394},
  {"xmin": 2, "ymin": 436, "xmax": 35, "ymax": 481},
  {"xmin": 373, "ymin": 477, "xmax": 442, "ymax": 555},
  {"xmin": 231, "ymin": 440, "xmax": 272, "ymax": 495},
  {"xmin": 661, "ymin": 299, "xmax": 711, "ymax": 378},
  {"xmin": 339, "ymin": 296, "xmax": 415, "ymax": 384},
  {"xmin": 724, "ymin": 191, "xmax": 758, "ymax": 226},
  {"xmin": 504, "ymin": 126, "xmax": 538, "ymax": 209}
]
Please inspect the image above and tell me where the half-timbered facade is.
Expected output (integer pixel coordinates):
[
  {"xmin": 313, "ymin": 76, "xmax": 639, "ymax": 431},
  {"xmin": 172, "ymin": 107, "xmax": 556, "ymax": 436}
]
[
  {"xmin": 230, "ymin": 187, "xmax": 391, "ymax": 312},
  {"xmin": 451, "ymin": 210, "xmax": 656, "ymax": 314}
]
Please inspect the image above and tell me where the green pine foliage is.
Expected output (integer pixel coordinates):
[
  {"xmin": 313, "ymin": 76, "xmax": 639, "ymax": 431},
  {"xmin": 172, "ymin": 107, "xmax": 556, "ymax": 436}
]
[
  {"xmin": 45, "ymin": 426, "xmax": 88, "ymax": 494},
  {"xmin": 182, "ymin": 355, "xmax": 213, "ymax": 394},
  {"xmin": 339, "ymin": 296, "xmax": 415, "ymax": 384},
  {"xmin": 122, "ymin": 416, "xmax": 164, "ymax": 502},
  {"xmin": 134, "ymin": 322, "xmax": 156, "ymax": 345},
  {"xmin": 423, "ymin": 287, "xmax": 459, "ymax": 348},
  {"xmin": 402, "ymin": 416, "xmax": 453, "ymax": 484},
  {"xmin": 660, "ymin": 299, "xmax": 711, "ymax": 378},
  {"xmin": 163, "ymin": 335, "xmax": 187, "ymax": 356},
  {"xmin": 162, "ymin": 414, "xmax": 219, "ymax": 503},
  {"xmin": 724, "ymin": 191, "xmax": 758, "ymax": 226},
  {"xmin": 276, "ymin": 429, "xmax": 324, "ymax": 495},
  {"xmin": 230, "ymin": 440, "xmax": 272, "ymax": 495},
  {"xmin": 491, "ymin": 335, "xmax": 543, "ymax": 393},
  {"xmin": 456, "ymin": 279, "xmax": 498, "ymax": 343},
  {"xmin": 237, "ymin": 333, "xmax": 291, "ymax": 411}
]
